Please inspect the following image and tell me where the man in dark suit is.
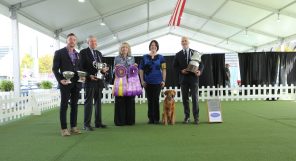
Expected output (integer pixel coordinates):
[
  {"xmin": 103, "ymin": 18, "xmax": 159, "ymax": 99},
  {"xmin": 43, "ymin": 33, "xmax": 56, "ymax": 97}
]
[
  {"xmin": 52, "ymin": 33, "xmax": 82, "ymax": 136},
  {"xmin": 79, "ymin": 35, "xmax": 109, "ymax": 131},
  {"xmin": 173, "ymin": 36, "xmax": 204, "ymax": 125}
]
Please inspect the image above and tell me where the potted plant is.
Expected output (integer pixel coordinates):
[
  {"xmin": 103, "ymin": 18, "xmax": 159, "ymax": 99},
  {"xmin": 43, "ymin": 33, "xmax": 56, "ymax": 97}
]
[
  {"xmin": 0, "ymin": 80, "xmax": 14, "ymax": 91},
  {"xmin": 40, "ymin": 81, "xmax": 53, "ymax": 89}
]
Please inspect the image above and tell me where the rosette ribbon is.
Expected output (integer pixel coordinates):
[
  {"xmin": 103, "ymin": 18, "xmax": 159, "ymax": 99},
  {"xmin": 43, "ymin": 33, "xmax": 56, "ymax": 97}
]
[
  {"xmin": 126, "ymin": 65, "xmax": 142, "ymax": 96},
  {"xmin": 113, "ymin": 65, "xmax": 128, "ymax": 96}
]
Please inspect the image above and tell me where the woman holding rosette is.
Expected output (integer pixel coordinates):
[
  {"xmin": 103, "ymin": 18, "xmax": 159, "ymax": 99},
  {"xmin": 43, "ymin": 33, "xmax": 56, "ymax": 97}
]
[
  {"xmin": 113, "ymin": 42, "xmax": 139, "ymax": 126},
  {"xmin": 139, "ymin": 40, "xmax": 166, "ymax": 124}
]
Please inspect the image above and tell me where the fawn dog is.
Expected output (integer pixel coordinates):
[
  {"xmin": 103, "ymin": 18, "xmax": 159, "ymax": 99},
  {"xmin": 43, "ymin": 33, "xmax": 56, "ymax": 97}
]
[{"xmin": 162, "ymin": 90, "xmax": 176, "ymax": 125}]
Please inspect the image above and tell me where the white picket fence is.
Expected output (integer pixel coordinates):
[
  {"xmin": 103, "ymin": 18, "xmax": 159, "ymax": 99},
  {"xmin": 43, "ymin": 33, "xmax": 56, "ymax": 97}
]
[
  {"xmin": 0, "ymin": 89, "xmax": 60, "ymax": 124},
  {"xmin": 80, "ymin": 84, "xmax": 296, "ymax": 103},
  {"xmin": 1, "ymin": 84, "xmax": 296, "ymax": 124},
  {"xmin": 198, "ymin": 84, "xmax": 296, "ymax": 101}
]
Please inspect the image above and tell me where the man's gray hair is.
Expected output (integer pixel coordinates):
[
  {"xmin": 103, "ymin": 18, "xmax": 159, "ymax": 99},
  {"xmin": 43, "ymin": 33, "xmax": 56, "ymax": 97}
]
[{"xmin": 87, "ymin": 35, "xmax": 97, "ymax": 42}]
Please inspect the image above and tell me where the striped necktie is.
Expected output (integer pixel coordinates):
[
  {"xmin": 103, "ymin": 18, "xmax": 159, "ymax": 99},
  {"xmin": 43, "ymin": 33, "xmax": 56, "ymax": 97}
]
[{"xmin": 92, "ymin": 49, "xmax": 97, "ymax": 61}]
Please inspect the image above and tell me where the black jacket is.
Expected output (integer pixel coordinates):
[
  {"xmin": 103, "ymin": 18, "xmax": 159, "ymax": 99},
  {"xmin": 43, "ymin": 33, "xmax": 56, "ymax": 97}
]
[
  {"xmin": 52, "ymin": 47, "xmax": 80, "ymax": 84},
  {"xmin": 173, "ymin": 48, "xmax": 204, "ymax": 84},
  {"xmin": 79, "ymin": 47, "xmax": 105, "ymax": 88}
]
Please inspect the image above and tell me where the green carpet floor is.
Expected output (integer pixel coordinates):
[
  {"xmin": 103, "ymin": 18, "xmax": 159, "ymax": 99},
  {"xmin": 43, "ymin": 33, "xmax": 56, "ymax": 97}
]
[{"xmin": 1, "ymin": 100, "xmax": 296, "ymax": 161}]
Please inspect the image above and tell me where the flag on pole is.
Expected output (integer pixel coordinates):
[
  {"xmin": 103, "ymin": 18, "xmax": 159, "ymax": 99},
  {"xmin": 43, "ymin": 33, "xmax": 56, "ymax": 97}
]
[{"xmin": 168, "ymin": 0, "xmax": 186, "ymax": 26}]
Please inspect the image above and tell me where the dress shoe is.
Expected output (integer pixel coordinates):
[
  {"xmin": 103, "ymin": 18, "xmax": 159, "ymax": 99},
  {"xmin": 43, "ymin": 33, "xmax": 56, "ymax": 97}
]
[
  {"xmin": 147, "ymin": 120, "xmax": 153, "ymax": 124},
  {"xmin": 193, "ymin": 119, "xmax": 199, "ymax": 125},
  {"xmin": 61, "ymin": 129, "xmax": 71, "ymax": 136},
  {"xmin": 70, "ymin": 127, "xmax": 82, "ymax": 134},
  {"xmin": 83, "ymin": 126, "xmax": 94, "ymax": 131},
  {"xmin": 183, "ymin": 118, "xmax": 190, "ymax": 124},
  {"xmin": 154, "ymin": 121, "xmax": 160, "ymax": 124},
  {"xmin": 95, "ymin": 124, "xmax": 107, "ymax": 128}
]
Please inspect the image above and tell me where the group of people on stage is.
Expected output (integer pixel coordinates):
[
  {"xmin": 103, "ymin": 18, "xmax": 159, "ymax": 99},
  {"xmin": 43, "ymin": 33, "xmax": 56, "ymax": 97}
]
[{"xmin": 52, "ymin": 33, "xmax": 204, "ymax": 136}]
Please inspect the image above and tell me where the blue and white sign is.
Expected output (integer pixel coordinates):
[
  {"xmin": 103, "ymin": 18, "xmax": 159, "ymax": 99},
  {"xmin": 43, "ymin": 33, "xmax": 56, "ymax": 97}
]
[{"xmin": 207, "ymin": 99, "xmax": 223, "ymax": 123}]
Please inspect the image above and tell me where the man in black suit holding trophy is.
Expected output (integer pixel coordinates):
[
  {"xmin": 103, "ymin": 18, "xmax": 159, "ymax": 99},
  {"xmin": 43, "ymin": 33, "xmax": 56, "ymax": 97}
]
[
  {"xmin": 79, "ymin": 35, "xmax": 109, "ymax": 131},
  {"xmin": 52, "ymin": 33, "xmax": 82, "ymax": 136},
  {"xmin": 173, "ymin": 37, "xmax": 204, "ymax": 125}
]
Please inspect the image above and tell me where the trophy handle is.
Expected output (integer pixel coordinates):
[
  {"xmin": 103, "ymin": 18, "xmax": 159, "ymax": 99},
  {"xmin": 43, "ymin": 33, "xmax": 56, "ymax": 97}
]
[{"xmin": 93, "ymin": 61, "xmax": 97, "ymax": 68}]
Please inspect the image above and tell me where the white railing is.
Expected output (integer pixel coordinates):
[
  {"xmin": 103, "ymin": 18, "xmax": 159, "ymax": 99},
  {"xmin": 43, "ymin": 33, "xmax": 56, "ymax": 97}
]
[
  {"xmin": 1, "ymin": 84, "xmax": 296, "ymax": 124},
  {"xmin": 79, "ymin": 84, "xmax": 296, "ymax": 104},
  {"xmin": 0, "ymin": 89, "xmax": 60, "ymax": 124},
  {"xmin": 29, "ymin": 89, "xmax": 60, "ymax": 113},
  {"xmin": 198, "ymin": 84, "xmax": 296, "ymax": 101}
]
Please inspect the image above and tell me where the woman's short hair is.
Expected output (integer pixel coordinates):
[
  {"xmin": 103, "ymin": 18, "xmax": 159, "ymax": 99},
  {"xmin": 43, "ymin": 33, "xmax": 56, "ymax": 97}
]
[
  {"xmin": 149, "ymin": 40, "xmax": 159, "ymax": 51},
  {"xmin": 119, "ymin": 42, "xmax": 131, "ymax": 56}
]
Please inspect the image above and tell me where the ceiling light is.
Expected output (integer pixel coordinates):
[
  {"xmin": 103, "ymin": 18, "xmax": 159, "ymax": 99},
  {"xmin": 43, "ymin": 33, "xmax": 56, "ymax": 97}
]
[
  {"xmin": 100, "ymin": 22, "xmax": 106, "ymax": 26},
  {"xmin": 113, "ymin": 35, "xmax": 117, "ymax": 39},
  {"xmin": 99, "ymin": 19, "xmax": 106, "ymax": 26},
  {"xmin": 277, "ymin": 12, "xmax": 280, "ymax": 22},
  {"xmin": 245, "ymin": 28, "xmax": 248, "ymax": 36},
  {"xmin": 78, "ymin": 0, "xmax": 85, "ymax": 3}
]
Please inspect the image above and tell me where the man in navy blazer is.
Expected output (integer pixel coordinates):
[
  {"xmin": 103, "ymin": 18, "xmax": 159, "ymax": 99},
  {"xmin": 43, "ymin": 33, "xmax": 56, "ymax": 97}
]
[
  {"xmin": 173, "ymin": 36, "xmax": 204, "ymax": 125},
  {"xmin": 79, "ymin": 35, "xmax": 109, "ymax": 131},
  {"xmin": 52, "ymin": 33, "xmax": 82, "ymax": 136}
]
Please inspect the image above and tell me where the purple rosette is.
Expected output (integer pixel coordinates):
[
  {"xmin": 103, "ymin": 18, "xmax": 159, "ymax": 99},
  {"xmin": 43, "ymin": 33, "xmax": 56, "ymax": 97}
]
[
  {"xmin": 126, "ymin": 65, "xmax": 142, "ymax": 96},
  {"xmin": 113, "ymin": 65, "xmax": 128, "ymax": 96},
  {"xmin": 115, "ymin": 65, "xmax": 127, "ymax": 78}
]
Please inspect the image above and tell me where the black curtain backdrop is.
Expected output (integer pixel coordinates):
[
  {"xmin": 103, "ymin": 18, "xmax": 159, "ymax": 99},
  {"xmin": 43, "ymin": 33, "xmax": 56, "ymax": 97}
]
[
  {"xmin": 239, "ymin": 52, "xmax": 279, "ymax": 86},
  {"xmin": 279, "ymin": 52, "xmax": 296, "ymax": 85},
  {"xmin": 199, "ymin": 54, "xmax": 226, "ymax": 87},
  {"xmin": 238, "ymin": 52, "xmax": 296, "ymax": 86},
  {"xmin": 104, "ymin": 52, "xmax": 296, "ymax": 87},
  {"xmin": 212, "ymin": 54, "xmax": 226, "ymax": 87},
  {"xmin": 266, "ymin": 52, "xmax": 279, "ymax": 85},
  {"xmin": 286, "ymin": 53, "xmax": 296, "ymax": 85},
  {"xmin": 239, "ymin": 52, "xmax": 269, "ymax": 85},
  {"xmin": 102, "ymin": 54, "xmax": 226, "ymax": 88}
]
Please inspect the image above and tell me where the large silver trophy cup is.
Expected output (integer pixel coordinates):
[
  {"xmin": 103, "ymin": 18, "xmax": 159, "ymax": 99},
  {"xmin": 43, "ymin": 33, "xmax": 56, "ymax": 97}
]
[
  {"xmin": 93, "ymin": 62, "xmax": 107, "ymax": 79},
  {"xmin": 62, "ymin": 71, "xmax": 74, "ymax": 84},
  {"xmin": 186, "ymin": 51, "xmax": 202, "ymax": 73},
  {"xmin": 77, "ymin": 71, "xmax": 87, "ymax": 83}
]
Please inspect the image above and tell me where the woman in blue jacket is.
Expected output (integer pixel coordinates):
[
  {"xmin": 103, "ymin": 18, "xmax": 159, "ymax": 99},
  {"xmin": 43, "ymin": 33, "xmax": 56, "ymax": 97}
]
[{"xmin": 139, "ymin": 40, "xmax": 166, "ymax": 124}]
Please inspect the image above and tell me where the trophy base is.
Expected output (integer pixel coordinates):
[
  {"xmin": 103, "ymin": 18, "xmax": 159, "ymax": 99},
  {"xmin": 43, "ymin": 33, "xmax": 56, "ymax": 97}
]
[
  {"xmin": 186, "ymin": 65, "xmax": 199, "ymax": 73},
  {"xmin": 77, "ymin": 79, "xmax": 85, "ymax": 83},
  {"xmin": 95, "ymin": 74, "xmax": 104, "ymax": 80}
]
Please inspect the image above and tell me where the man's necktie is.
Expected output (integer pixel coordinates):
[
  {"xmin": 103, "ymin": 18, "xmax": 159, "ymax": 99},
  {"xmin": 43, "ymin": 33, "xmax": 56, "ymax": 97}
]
[
  {"xmin": 185, "ymin": 50, "xmax": 189, "ymax": 64},
  {"xmin": 95, "ymin": 50, "xmax": 102, "ymax": 62},
  {"xmin": 92, "ymin": 50, "xmax": 97, "ymax": 62}
]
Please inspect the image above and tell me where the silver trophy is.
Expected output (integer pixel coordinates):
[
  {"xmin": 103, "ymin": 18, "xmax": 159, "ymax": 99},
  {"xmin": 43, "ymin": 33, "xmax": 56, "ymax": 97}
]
[
  {"xmin": 77, "ymin": 71, "xmax": 87, "ymax": 83},
  {"xmin": 62, "ymin": 71, "xmax": 74, "ymax": 84},
  {"xmin": 186, "ymin": 51, "xmax": 202, "ymax": 73},
  {"xmin": 93, "ymin": 62, "xmax": 107, "ymax": 79}
]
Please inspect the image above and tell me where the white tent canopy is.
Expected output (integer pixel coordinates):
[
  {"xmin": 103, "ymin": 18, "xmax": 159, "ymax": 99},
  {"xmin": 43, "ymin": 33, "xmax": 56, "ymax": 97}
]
[{"xmin": 1, "ymin": 0, "xmax": 296, "ymax": 56}]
